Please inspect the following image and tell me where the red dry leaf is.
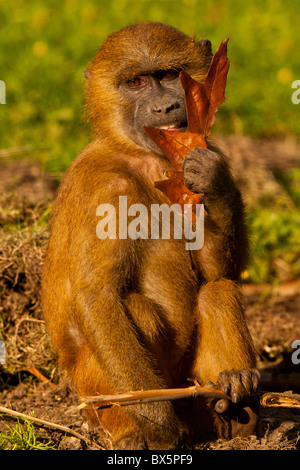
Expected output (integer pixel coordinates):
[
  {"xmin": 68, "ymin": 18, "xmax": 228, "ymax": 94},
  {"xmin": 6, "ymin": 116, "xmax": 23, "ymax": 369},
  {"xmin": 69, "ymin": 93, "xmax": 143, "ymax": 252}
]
[{"xmin": 145, "ymin": 38, "xmax": 230, "ymax": 220}]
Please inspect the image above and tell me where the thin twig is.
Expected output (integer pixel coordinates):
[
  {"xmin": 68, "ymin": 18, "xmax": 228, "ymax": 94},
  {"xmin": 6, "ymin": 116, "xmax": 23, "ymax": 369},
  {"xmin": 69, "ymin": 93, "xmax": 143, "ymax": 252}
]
[
  {"xmin": 260, "ymin": 391, "xmax": 300, "ymax": 408},
  {"xmin": 79, "ymin": 385, "xmax": 300, "ymax": 411},
  {"xmin": 26, "ymin": 366, "xmax": 57, "ymax": 388},
  {"xmin": 0, "ymin": 405, "xmax": 103, "ymax": 450},
  {"xmin": 79, "ymin": 384, "xmax": 230, "ymax": 410}
]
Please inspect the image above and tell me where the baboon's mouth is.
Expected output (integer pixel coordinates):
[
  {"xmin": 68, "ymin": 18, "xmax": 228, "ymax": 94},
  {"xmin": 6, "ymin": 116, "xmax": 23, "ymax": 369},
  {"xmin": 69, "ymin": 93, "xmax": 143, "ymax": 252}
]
[{"xmin": 155, "ymin": 121, "xmax": 187, "ymax": 132}]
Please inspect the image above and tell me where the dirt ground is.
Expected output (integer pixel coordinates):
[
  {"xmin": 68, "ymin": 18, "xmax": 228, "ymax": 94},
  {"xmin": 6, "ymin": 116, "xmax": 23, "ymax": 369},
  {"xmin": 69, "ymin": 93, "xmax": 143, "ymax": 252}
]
[{"xmin": 0, "ymin": 134, "xmax": 300, "ymax": 450}]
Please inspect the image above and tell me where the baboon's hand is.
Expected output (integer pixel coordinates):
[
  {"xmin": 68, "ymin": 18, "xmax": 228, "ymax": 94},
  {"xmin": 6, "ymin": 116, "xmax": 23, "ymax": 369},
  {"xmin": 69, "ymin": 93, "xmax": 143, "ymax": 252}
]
[
  {"xmin": 206, "ymin": 369, "xmax": 260, "ymax": 439},
  {"xmin": 216, "ymin": 369, "xmax": 260, "ymax": 403},
  {"xmin": 183, "ymin": 147, "xmax": 231, "ymax": 197}
]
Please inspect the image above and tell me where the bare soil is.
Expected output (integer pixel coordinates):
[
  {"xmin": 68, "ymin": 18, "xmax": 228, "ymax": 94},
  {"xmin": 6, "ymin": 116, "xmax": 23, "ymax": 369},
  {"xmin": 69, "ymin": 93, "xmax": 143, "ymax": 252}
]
[{"xmin": 0, "ymin": 135, "xmax": 300, "ymax": 450}]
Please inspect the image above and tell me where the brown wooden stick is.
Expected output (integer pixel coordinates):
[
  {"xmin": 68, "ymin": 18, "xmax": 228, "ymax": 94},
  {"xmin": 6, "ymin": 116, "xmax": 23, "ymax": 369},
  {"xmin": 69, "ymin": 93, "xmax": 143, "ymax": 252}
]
[
  {"xmin": 79, "ymin": 385, "xmax": 300, "ymax": 410},
  {"xmin": 27, "ymin": 366, "xmax": 57, "ymax": 388},
  {"xmin": 78, "ymin": 384, "xmax": 230, "ymax": 410},
  {"xmin": 260, "ymin": 391, "xmax": 300, "ymax": 408}
]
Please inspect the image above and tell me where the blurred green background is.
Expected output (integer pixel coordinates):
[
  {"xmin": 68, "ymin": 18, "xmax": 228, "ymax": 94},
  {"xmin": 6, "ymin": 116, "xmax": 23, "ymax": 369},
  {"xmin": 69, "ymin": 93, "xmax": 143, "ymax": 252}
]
[
  {"xmin": 0, "ymin": 0, "xmax": 299, "ymax": 284},
  {"xmin": 1, "ymin": 0, "xmax": 299, "ymax": 170}
]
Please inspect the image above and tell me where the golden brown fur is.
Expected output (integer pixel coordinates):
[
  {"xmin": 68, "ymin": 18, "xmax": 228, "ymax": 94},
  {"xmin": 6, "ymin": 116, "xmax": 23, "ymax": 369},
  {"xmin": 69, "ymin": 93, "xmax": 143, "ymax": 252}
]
[{"xmin": 42, "ymin": 22, "xmax": 258, "ymax": 450}]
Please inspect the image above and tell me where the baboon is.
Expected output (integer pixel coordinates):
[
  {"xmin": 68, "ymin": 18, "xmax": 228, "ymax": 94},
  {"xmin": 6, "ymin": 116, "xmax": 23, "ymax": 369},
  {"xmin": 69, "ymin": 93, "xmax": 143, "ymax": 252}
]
[{"xmin": 42, "ymin": 22, "xmax": 259, "ymax": 450}]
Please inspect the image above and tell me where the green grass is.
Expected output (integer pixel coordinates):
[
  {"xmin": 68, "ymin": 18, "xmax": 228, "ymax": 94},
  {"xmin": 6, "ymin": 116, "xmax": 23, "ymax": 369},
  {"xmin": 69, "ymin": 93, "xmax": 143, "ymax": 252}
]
[
  {"xmin": 247, "ymin": 207, "xmax": 300, "ymax": 284},
  {"xmin": 0, "ymin": 418, "xmax": 57, "ymax": 450},
  {"xmin": 245, "ymin": 166, "xmax": 300, "ymax": 284}
]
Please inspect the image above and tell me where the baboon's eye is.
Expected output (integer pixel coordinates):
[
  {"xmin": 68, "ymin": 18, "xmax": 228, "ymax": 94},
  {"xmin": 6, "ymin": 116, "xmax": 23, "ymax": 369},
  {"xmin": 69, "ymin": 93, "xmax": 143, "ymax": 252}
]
[{"xmin": 127, "ymin": 76, "xmax": 147, "ymax": 88}]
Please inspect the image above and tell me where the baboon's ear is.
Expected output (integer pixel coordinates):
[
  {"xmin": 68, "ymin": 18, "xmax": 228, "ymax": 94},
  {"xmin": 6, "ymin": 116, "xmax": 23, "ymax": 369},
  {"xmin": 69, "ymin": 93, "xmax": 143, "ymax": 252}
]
[
  {"xmin": 84, "ymin": 69, "xmax": 91, "ymax": 79},
  {"xmin": 198, "ymin": 39, "xmax": 213, "ymax": 56}
]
